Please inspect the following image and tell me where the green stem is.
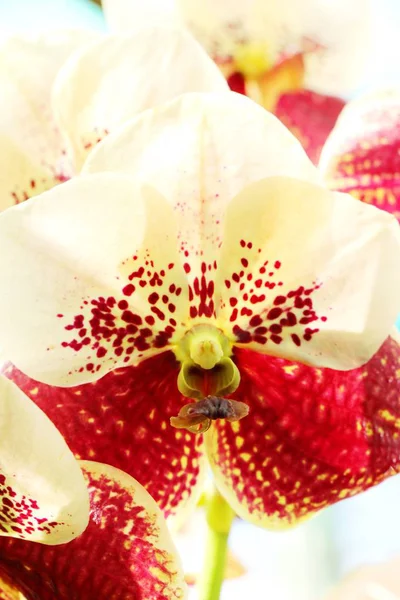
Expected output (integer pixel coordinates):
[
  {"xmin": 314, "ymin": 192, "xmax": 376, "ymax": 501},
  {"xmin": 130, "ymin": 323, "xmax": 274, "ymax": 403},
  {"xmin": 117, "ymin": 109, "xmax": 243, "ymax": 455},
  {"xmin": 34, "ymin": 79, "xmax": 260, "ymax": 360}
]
[{"xmin": 198, "ymin": 486, "xmax": 235, "ymax": 600}]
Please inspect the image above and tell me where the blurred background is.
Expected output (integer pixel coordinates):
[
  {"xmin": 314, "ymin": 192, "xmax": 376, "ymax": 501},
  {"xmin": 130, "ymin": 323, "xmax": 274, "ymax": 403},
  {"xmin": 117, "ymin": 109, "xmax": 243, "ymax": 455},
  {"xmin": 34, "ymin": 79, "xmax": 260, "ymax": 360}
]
[{"xmin": 1, "ymin": 0, "xmax": 399, "ymax": 598}]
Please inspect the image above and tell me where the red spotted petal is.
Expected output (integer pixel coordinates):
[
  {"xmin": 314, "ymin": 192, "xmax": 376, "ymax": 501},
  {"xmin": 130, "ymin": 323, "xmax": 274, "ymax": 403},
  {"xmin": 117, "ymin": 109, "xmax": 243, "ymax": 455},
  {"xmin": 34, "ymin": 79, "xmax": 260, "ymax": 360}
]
[
  {"xmin": 320, "ymin": 90, "xmax": 400, "ymax": 219},
  {"xmin": 206, "ymin": 336, "xmax": 400, "ymax": 528},
  {"xmin": 0, "ymin": 461, "xmax": 187, "ymax": 599},
  {"xmin": 2, "ymin": 352, "xmax": 206, "ymax": 521},
  {"xmin": 275, "ymin": 90, "xmax": 345, "ymax": 164}
]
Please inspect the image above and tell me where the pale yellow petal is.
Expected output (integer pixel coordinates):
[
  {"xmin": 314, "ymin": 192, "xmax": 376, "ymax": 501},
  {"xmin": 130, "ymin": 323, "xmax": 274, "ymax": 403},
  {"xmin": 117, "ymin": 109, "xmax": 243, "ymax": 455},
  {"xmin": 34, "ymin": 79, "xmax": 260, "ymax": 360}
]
[{"xmin": 0, "ymin": 376, "xmax": 89, "ymax": 544}]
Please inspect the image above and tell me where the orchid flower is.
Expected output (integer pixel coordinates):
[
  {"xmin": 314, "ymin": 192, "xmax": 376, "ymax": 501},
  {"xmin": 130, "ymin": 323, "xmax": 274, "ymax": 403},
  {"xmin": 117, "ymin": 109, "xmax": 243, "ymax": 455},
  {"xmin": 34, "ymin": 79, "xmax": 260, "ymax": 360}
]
[
  {"xmin": 0, "ymin": 375, "xmax": 88, "ymax": 544},
  {"xmin": 0, "ymin": 26, "xmax": 227, "ymax": 212},
  {"xmin": 320, "ymin": 89, "xmax": 400, "ymax": 221},
  {"xmin": 0, "ymin": 91, "xmax": 399, "ymax": 530},
  {"xmin": 102, "ymin": 0, "xmax": 371, "ymax": 163},
  {"xmin": 0, "ymin": 459, "xmax": 186, "ymax": 599}
]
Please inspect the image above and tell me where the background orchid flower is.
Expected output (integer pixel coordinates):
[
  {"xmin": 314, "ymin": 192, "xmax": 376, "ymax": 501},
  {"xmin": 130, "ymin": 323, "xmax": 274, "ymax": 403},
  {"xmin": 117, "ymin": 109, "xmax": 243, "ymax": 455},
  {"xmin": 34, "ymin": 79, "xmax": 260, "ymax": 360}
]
[
  {"xmin": 320, "ymin": 89, "xmax": 400, "ymax": 221},
  {"xmin": 0, "ymin": 25, "xmax": 227, "ymax": 211},
  {"xmin": 102, "ymin": 0, "xmax": 371, "ymax": 164},
  {"xmin": 0, "ymin": 91, "xmax": 400, "ymax": 529},
  {"xmin": 0, "ymin": 375, "xmax": 89, "ymax": 544},
  {"xmin": 0, "ymin": 461, "xmax": 187, "ymax": 599}
]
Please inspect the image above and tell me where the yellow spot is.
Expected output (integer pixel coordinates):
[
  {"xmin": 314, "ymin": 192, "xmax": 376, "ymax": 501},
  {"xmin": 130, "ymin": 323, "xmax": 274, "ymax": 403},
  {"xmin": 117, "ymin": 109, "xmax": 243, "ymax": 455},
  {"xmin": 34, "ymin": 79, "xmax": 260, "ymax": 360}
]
[
  {"xmin": 274, "ymin": 491, "xmax": 287, "ymax": 506},
  {"xmin": 343, "ymin": 164, "xmax": 355, "ymax": 175},
  {"xmin": 149, "ymin": 409, "xmax": 155, "ymax": 420},
  {"xmin": 175, "ymin": 432, "xmax": 183, "ymax": 440},
  {"xmin": 272, "ymin": 467, "xmax": 280, "ymax": 480},
  {"xmin": 240, "ymin": 453, "xmax": 252, "ymax": 463},
  {"xmin": 314, "ymin": 368, "xmax": 323, "ymax": 382},
  {"xmin": 181, "ymin": 456, "xmax": 188, "ymax": 469},
  {"xmin": 231, "ymin": 421, "xmax": 240, "ymax": 433},
  {"xmin": 283, "ymin": 364, "xmax": 298, "ymax": 375},
  {"xmin": 235, "ymin": 436, "xmax": 244, "ymax": 449},
  {"xmin": 256, "ymin": 470, "xmax": 263, "ymax": 482},
  {"xmin": 338, "ymin": 489, "xmax": 350, "ymax": 499}
]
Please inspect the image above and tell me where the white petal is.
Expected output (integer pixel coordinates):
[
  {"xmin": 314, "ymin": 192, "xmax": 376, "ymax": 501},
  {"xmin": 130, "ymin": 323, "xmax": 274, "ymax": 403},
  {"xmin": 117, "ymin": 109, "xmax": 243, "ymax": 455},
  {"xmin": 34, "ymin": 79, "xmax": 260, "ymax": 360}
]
[
  {"xmin": 53, "ymin": 29, "xmax": 227, "ymax": 170},
  {"xmin": 215, "ymin": 177, "xmax": 400, "ymax": 369},
  {"xmin": 103, "ymin": 0, "xmax": 371, "ymax": 96},
  {"xmin": 0, "ymin": 31, "xmax": 96, "ymax": 211},
  {"xmin": 84, "ymin": 91, "xmax": 320, "ymax": 328},
  {"xmin": 84, "ymin": 91, "xmax": 320, "ymax": 255},
  {"xmin": 0, "ymin": 174, "xmax": 188, "ymax": 386},
  {"xmin": 103, "ymin": 0, "xmax": 183, "ymax": 30},
  {"xmin": 300, "ymin": 0, "xmax": 371, "ymax": 96},
  {"xmin": 0, "ymin": 375, "xmax": 89, "ymax": 544}
]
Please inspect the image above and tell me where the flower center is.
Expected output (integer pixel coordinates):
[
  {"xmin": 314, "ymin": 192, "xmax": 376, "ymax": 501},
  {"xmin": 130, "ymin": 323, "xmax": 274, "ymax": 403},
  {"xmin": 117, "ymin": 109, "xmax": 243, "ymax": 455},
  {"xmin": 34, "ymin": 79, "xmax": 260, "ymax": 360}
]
[
  {"xmin": 173, "ymin": 324, "xmax": 241, "ymax": 400},
  {"xmin": 233, "ymin": 42, "xmax": 272, "ymax": 79}
]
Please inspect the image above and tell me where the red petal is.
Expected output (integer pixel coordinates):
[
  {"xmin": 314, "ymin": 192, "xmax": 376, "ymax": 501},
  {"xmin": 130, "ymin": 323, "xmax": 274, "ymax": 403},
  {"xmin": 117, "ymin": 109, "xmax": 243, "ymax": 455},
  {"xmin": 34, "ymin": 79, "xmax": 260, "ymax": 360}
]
[
  {"xmin": 321, "ymin": 92, "xmax": 400, "ymax": 218},
  {"xmin": 2, "ymin": 352, "xmax": 205, "ymax": 519},
  {"xmin": 206, "ymin": 337, "xmax": 400, "ymax": 527},
  {"xmin": 275, "ymin": 90, "xmax": 345, "ymax": 164},
  {"xmin": 0, "ymin": 462, "xmax": 186, "ymax": 599}
]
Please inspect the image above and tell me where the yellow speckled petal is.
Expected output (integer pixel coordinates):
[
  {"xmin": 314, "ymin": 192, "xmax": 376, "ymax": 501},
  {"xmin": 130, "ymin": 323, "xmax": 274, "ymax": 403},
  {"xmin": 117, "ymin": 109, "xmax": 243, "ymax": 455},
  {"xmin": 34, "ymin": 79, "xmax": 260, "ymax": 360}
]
[{"xmin": 206, "ymin": 337, "xmax": 400, "ymax": 528}]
